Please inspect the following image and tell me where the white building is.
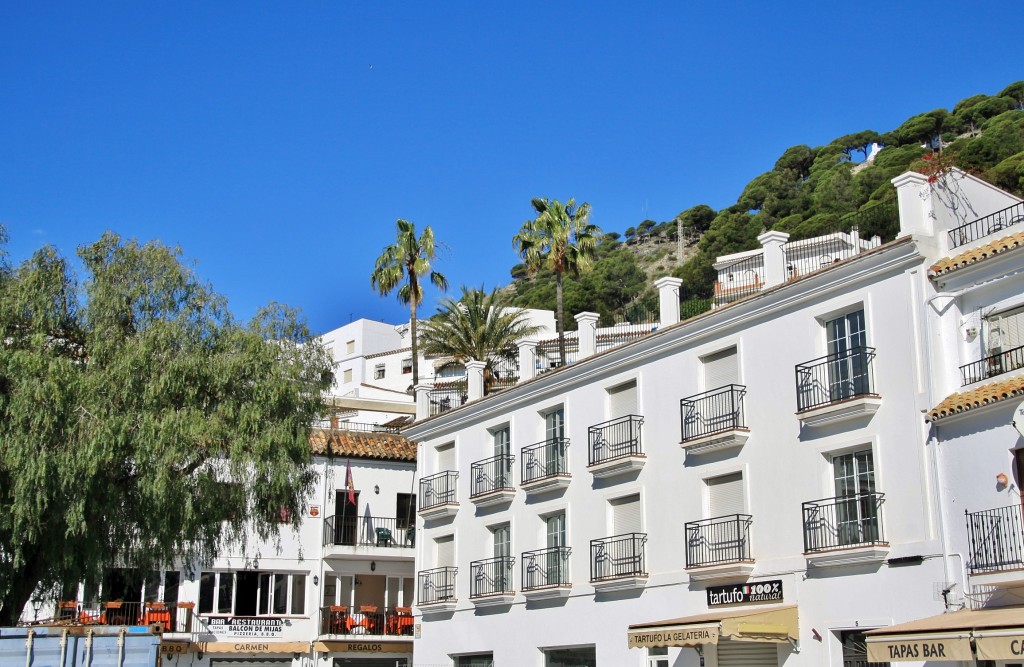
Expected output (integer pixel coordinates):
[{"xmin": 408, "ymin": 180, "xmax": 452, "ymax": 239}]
[
  {"xmin": 30, "ymin": 428, "xmax": 420, "ymax": 667},
  {"xmin": 404, "ymin": 170, "xmax": 1024, "ymax": 666}
]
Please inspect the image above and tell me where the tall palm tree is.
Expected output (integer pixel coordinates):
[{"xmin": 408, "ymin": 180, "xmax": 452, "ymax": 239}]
[
  {"xmin": 370, "ymin": 219, "xmax": 448, "ymax": 387},
  {"xmin": 418, "ymin": 286, "xmax": 543, "ymax": 394},
  {"xmin": 512, "ymin": 197, "xmax": 601, "ymax": 365}
]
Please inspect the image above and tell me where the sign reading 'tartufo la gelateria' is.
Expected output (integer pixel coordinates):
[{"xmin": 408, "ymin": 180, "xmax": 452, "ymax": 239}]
[{"xmin": 706, "ymin": 580, "xmax": 783, "ymax": 607}]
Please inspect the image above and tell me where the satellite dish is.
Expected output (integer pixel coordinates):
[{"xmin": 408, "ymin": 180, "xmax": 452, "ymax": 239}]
[{"xmin": 1013, "ymin": 398, "xmax": 1024, "ymax": 439}]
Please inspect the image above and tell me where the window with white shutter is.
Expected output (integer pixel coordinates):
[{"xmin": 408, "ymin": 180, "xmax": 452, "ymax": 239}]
[
  {"xmin": 610, "ymin": 494, "xmax": 642, "ymax": 535},
  {"xmin": 437, "ymin": 443, "xmax": 455, "ymax": 472},
  {"xmin": 703, "ymin": 347, "xmax": 739, "ymax": 390},
  {"xmin": 607, "ymin": 380, "xmax": 638, "ymax": 419},
  {"xmin": 435, "ymin": 535, "xmax": 454, "ymax": 567},
  {"xmin": 707, "ymin": 472, "xmax": 745, "ymax": 518},
  {"xmin": 988, "ymin": 306, "xmax": 1024, "ymax": 352}
]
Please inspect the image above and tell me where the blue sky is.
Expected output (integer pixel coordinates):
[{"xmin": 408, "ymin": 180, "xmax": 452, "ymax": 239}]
[{"xmin": 2, "ymin": 2, "xmax": 1021, "ymax": 334}]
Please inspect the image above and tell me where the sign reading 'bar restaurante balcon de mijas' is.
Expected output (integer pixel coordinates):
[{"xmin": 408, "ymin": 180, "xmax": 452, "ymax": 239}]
[{"xmin": 706, "ymin": 580, "xmax": 783, "ymax": 607}]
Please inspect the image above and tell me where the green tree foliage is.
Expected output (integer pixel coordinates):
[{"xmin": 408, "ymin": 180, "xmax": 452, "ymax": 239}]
[
  {"xmin": 677, "ymin": 205, "xmax": 716, "ymax": 239},
  {"xmin": 417, "ymin": 286, "xmax": 541, "ymax": 393},
  {"xmin": 998, "ymin": 81, "xmax": 1024, "ymax": 109},
  {"xmin": 987, "ymin": 150, "xmax": 1024, "ymax": 193},
  {"xmin": 370, "ymin": 219, "xmax": 449, "ymax": 386},
  {"xmin": 0, "ymin": 231, "xmax": 333, "ymax": 625},
  {"xmin": 513, "ymin": 197, "xmax": 600, "ymax": 363},
  {"xmin": 958, "ymin": 111, "xmax": 1024, "ymax": 171}
]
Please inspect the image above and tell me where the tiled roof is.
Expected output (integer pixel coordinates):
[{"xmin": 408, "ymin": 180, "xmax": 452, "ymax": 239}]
[
  {"xmin": 309, "ymin": 428, "xmax": 416, "ymax": 461},
  {"xmin": 364, "ymin": 346, "xmax": 412, "ymax": 359},
  {"xmin": 380, "ymin": 415, "xmax": 414, "ymax": 429},
  {"xmin": 929, "ymin": 231, "xmax": 1024, "ymax": 277},
  {"xmin": 926, "ymin": 375, "xmax": 1024, "ymax": 422}
]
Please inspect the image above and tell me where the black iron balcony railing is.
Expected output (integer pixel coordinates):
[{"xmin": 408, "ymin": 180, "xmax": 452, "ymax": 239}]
[
  {"xmin": 428, "ymin": 384, "xmax": 468, "ymax": 417},
  {"xmin": 333, "ymin": 421, "xmax": 401, "ymax": 434},
  {"xmin": 959, "ymin": 344, "xmax": 1024, "ymax": 385},
  {"xmin": 418, "ymin": 566, "xmax": 458, "ymax": 605},
  {"xmin": 319, "ymin": 605, "xmax": 414, "ymax": 636},
  {"xmin": 713, "ymin": 254, "xmax": 764, "ymax": 306},
  {"xmin": 470, "ymin": 454, "xmax": 515, "ymax": 498},
  {"xmin": 803, "ymin": 492, "xmax": 886, "ymax": 553},
  {"xmin": 588, "ymin": 415, "xmax": 644, "ymax": 466},
  {"xmin": 795, "ymin": 346, "xmax": 876, "ymax": 412},
  {"xmin": 522, "ymin": 546, "xmax": 571, "ymax": 591},
  {"xmin": 680, "ymin": 385, "xmax": 747, "ymax": 442},
  {"xmin": 34, "ymin": 601, "xmax": 198, "ymax": 631},
  {"xmin": 966, "ymin": 504, "xmax": 1024, "ymax": 574},
  {"xmin": 323, "ymin": 514, "xmax": 416, "ymax": 548},
  {"xmin": 590, "ymin": 533, "xmax": 647, "ymax": 582},
  {"xmin": 948, "ymin": 201, "xmax": 1024, "ymax": 249},
  {"xmin": 521, "ymin": 438, "xmax": 570, "ymax": 484},
  {"xmin": 470, "ymin": 556, "xmax": 515, "ymax": 598},
  {"xmin": 685, "ymin": 514, "xmax": 753, "ymax": 568},
  {"xmin": 419, "ymin": 471, "xmax": 458, "ymax": 510}
]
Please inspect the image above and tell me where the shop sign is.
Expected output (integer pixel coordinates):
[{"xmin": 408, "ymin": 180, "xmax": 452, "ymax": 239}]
[
  {"xmin": 976, "ymin": 633, "xmax": 1024, "ymax": 660},
  {"xmin": 208, "ymin": 617, "xmax": 284, "ymax": 638},
  {"xmin": 866, "ymin": 636, "xmax": 972, "ymax": 662},
  {"xmin": 706, "ymin": 580, "xmax": 783, "ymax": 607},
  {"xmin": 159, "ymin": 643, "xmax": 188, "ymax": 655}
]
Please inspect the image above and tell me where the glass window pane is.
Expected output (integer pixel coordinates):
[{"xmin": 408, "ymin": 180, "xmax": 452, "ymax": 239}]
[
  {"xmin": 273, "ymin": 574, "xmax": 288, "ymax": 615},
  {"xmin": 198, "ymin": 573, "xmax": 215, "ymax": 614},
  {"xmin": 217, "ymin": 573, "xmax": 233, "ymax": 614},
  {"xmin": 290, "ymin": 575, "xmax": 305, "ymax": 615}
]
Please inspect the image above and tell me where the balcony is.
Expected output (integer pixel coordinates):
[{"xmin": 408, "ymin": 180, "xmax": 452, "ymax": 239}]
[
  {"xmin": 960, "ymin": 344, "xmax": 1024, "ymax": 385},
  {"xmin": 470, "ymin": 556, "xmax": 516, "ymax": 606},
  {"xmin": 428, "ymin": 383, "xmax": 467, "ymax": 417},
  {"xmin": 417, "ymin": 566, "xmax": 458, "ymax": 613},
  {"xmin": 680, "ymin": 385, "xmax": 749, "ymax": 454},
  {"xmin": 948, "ymin": 200, "xmax": 1024, "ymax": 249},
  {"xmin": 319, "ymin": 605, "xmax": 414, "ymax": 637},
  {"xmin": 802, "ymin": 492, "xmax": 888, "ymax": 567},
  {"xmin": 590, "ymin": 533, "xmax": 648, "ymax": 592},
  {"xmin": 966, "ymin": 504, "xmax": 1024, "ymax": 587},
  {"xmin": 40, "ymin": 601, "xmax": 197, "ymax": 632},
  {"xmin": 419, "ymin": 471, "xmax": 459, "ymax": 519},
  {"xmin": 587, "ymin": 415, "xmax": 646, "ymax": 478},
  {"xmin": 322, "ymin": 514, "xmax": 415, "ymax": 559},
  {"xmin": 521, "ymin": 438, "xmax": 571, "ymax": 493},
  {"xmin": 795, "ymin": 346, "xmax": 880, "ymax": 426},
  {"xmin": 470, "ymin": 454, "xmax": 515, "ymax": 507},
  {"xmin": 521, "ymin": 546, "xmax": 572, "ymax": 600},
  {"xmin": 684, "ymin": 514, "xmax": 755, "ymax": 581}
]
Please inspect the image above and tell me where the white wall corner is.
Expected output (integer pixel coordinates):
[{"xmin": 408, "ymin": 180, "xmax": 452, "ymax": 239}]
[
  {"xmin": 414, "ymin": 383, "xmax": 434, "ymax": 421},
  {"xmin": 466, "ymin": 359, "xmax": 486, "ymax": 401},
  {"xmin": 574, "ymin": 312, "xmax": 600, "ymax": 359},
  {"xmin": 654, "ymin": 276, "xmax": 683, "ymax": 327},
  {"xmin": 757, "ymin": 230, "xmax": 790, "ymax": 288}
]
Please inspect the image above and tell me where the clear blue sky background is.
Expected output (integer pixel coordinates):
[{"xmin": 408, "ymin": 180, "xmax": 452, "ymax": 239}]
[{"xmin": 2, "ymin": 2, "xmax": 1021, "ymax": 334}]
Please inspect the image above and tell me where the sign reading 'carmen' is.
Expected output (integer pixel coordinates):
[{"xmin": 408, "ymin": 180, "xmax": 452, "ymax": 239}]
[{"xmin": 706, "ymin": 580, "xmax": 783, "ymax": 607}]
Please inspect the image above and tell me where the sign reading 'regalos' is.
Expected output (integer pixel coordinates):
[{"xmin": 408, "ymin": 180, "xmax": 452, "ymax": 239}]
[
  {"xmin": 706, "ymin": 580, "xmax": 783, "ymax": 607},
  {"xmin": 208, "ymin": 617, "xmax": 285, "ymax": 638}
]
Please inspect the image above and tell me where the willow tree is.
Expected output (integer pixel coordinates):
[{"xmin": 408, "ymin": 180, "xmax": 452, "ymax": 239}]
[
  {"xmin": 0, "ymin": 230, "xmax": 333, "ymax": 625},
  {"xmin": 418, "ymin": 286, "xmax": 542, "ymax": 393},
  {"xmin": 513, "ymin": 197, "xmax": 600, "ymax": 365},
  {"xmin": 370, "ymin": 219, "xmax": 448, "ymax": 386}
]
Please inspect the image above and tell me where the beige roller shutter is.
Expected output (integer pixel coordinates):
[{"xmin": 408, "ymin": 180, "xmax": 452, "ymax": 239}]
[
  {"xmin": 716, "ymin": 641, "xmax": 779, "ymax": 666},
  {"xmin": 608, "ymin": 380, "xmax": 638, "ymax": 418},
  {"xmin": 703, "ymin": 347, "xmax": 739, "ymax": 390},
  {"xmin": 435, "ymin": 535, "xmax": 454, "ymax": 567},
  {"xmin": 708, "ymin": 472, "xmax": 745, "ymax": 518},
  {"xmin": 611, "ymin": 494, "xmax": 642, "ymax": 535},
  {"xmin": 437, "ymin": 443, "xmax": 455, "ymax": 472}
]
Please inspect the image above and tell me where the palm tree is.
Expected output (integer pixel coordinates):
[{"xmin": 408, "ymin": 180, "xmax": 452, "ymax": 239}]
[
  {"xmin": 418, "ymin": 286, "xmax": 543, "ymax": 394},
  {"xmin": 370, "ymin": 219, "xmax": 448, "ymax": 386},
  {"xmin": 513, "ymin": 197, "xmax": 601, "ymax": 365}
]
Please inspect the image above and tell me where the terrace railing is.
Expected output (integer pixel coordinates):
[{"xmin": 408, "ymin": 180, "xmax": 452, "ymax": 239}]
[
  {"xmin": 419, "ymin": 471, "xmax": 458, "ymax": 510},
  {"xmin": 418, "ymin": 567, "xmax": 458, "ymax": 605},
  {"xmin": 521, "ymin": 437, "xmax": 570, "ymax": 484},
  {"xmin": 470, "ymin": 454, "xmax": 514, "ymax": 497},
  {"xmin": 428, "ymin": 383, "xmax": 468, "ymax": 417},
  {"xmin": 590, "ymin": 533, "xmax": 647, "ymax": 582},
  {"xmin": 685, "ymin": 514, "xmax": 753, "ymax": 568},
  {"xmin": 795, "ymin": 346, "xmax": 876, "ymax": 412},
  {"xmin": 680, "ymin": 385, "xmax": 746, "ymax": 442},
  {"xmin": 323, "ymin": 514, "xmax": 415, "ymax": 548},
  {"xmin": 588, "ymin": 415, "xmax": 644, "ymax": 466},
  {"xmin": 948, "ymin": 201, "xmax": 1024, "ymax": 249},
  {"xmin": 966, "ymin": 504, "xmax": 1024, "ymax": 574},
  {"xmin": 713, "ymin": 254, "xmax": 764, "ymax": 306},
  {"xmin": 959, "ymin": 344, "xmax": 1024, "ymax": 385},
  {"xmin": 470, "ymin": 556, "xmax": 515, "ymax": 598},
  {"xmin": 522, "ymin": 546, "xmax": 571, "ymax": 591},
  {"xmin": 319, "ymin": 605, "xmax": 414, "ymax": 636},
  {"xmin": 802, "ymin": 492, "xmax": 886, "ymax": 553}
]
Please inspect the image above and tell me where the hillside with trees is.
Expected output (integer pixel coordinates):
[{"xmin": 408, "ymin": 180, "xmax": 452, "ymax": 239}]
[{"xmin": 509, "ymin": 81, "xmax": 1024, "ymax": 329}]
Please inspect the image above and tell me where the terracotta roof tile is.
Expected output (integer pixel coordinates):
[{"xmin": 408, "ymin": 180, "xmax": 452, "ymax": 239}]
[
  {"xmin": 929, "ymin": 231, "xmax": 1024, "ymax": 277},
  {"xmin": 364, "ymin": 346, "xmax": 412, "ymax": 359},
  {"xmin": 309, "ymin": 428, "xmax": 416, "ymax": 461},
  {"xmin": 926, "ymin": 375, "xmax": 1024, "ymax": 422}
]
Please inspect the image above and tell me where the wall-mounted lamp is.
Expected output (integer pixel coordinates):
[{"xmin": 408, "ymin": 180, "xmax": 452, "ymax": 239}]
[
  {"xmin": 313, "ymin": 575, "xmax": 319, "ymax": 586},
  {"xmin": 370, "ymin": 561, "xmax": 376, "ymax": 572},
  {"xmin": 997, "ymin": 473, "xmax": 1009, "ymax": 488},
  {"xmin": 374, "ymin": 484, "xmax": 380, "ymax": 494}
]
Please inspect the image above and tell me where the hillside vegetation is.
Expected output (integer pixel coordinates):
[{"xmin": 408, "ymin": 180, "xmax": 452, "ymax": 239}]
[{"xmin": 509, "ymin": 81, "xmax": 1024, "ymax": 328}]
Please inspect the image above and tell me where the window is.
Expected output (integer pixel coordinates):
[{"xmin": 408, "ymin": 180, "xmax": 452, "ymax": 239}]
[
  {"xmin": 454, "ymin": 655, "xmax": 494, "ymax": 667},
  {"xmin": 833, "ymin": 449, "xmax": 879, "ymax": 545},
  {"xmin": 707, "ymin": 471, "xmax": 745, "ymax": 518},
  {"xmin": 825, "ymin": 309, "xmax": 869, "ymax": 400},
  {"xmin": 703, "ymin": 346, "xmax": 739, "ymax": 390},
  {"xmin": 435, "ymin": 535, "xmax": 455, "ymax": 567},
  {"xmin": 492, "ymin": 523, "xmax": 511, "ymax": 558},
  {"xmin": 610, "ymin": 494, "xmax": 642, "ymax": 535},
  {"xmin": 197, "ymin": 571, "xmax": 307, "ymax": 616},
  {"xmin": 647, "ymin": 646, "xmax": 669, "ymax": 667},
  {"xmin": 492, "ymin": 425, "xmax": 510, "ymax": 457},
  {"xmin": 545, "ymin": 512, "xmax": 566, "ymax": 584},
  {"xmin": 544, "ymin": 407, "xmax": 567, "ymax": 472},
  {"xmin": 342, "ymin": 368, "xmax": 353, "ymax": 383},
  {"xmin": 401, "ymin": 358, "xmax": 412, "ymax": 374},
  {"xmin": 545, "ymin": 646, "xmax": 596, "ymax": 667},
  {"xmin": 607, "ymin": 380, "xmax": 638, "ymax": 419},
  {"xmin": 546, "ymin": 512, "xmax": 566, "ymax": 548},
  {"xmin": 987, "ymin": 305, "xmax": 1024, "ymax": 353},
  {"xmin": 436, "ymin": 442, "xmax": 456, "ymax": 472},
  {"xmin": 374, "ymin": 363, "xmax": 385, "ymax": 380},
  {"xmin": 396, "ymin": 493, "xmax": 417, "ymax": 531},
  {"xmin": 345, "ymin": 340, "xmax": 355, "ymax": 355}
]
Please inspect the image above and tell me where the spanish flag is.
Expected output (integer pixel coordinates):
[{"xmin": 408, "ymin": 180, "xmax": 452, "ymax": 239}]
[{"xmin": 345, "ymin": 459, "xmax": 356, "ymax": 505}]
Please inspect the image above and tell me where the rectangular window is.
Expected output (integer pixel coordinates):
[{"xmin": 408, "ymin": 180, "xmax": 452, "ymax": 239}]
[
  {"xmin": 607, "ymin": 380, "xmax": 638, "ymax": 419},
  {"xmin": 832, "ymin": 449, "xmax": 880, "ymax": 546},
  {"xmin": 402, "ymin": 358, "xmax": 413, "ymax": 374},
  {"xmin": 546, "ymin": 512, "xmax": 566, "ymax": 548},
  {"xmin": 492, "ymin": 523, "xmax": 511, "ymax": 558},
  {"xmin": 611, "ymin": 494, "xmax": 642, "ymax": 535},
  {"xmin": 545, "ymin": 647, "xmax": 596, "ymax": 667},
  {"xmin": 396, "ymin": 493, "xmax": 417, "ymax": 531},
  {"xmin": 198, "ymin": 573, "xmax": 216, "ymax": 614},
  {"xmin": 707, "ymin": 471, "xmax": 745, "ymax": 517},
  {"xmin": 825, "ymin": 309, "xmax": 868, "ymax": 402},
  {"xmin": 437, "ymin": 442, "xmax": 456, "ymax": 472},
  {"xmin": 435, "ymin": 535, "xmax": 455, "ymax": 567},
  {"xmin": 703, "ymin": 346, "xmax": 739, "ymax": 389},
  {"xmin": 545, "ymin": 407, "xmax": 565, "ymax": 441},
  {"xmin": 342, "ymin": 368, "xmax": 353, "ymax": 383},
  {"xmin": 291, "ymin": 575, "xmax": 305, "ymax": 615},
  {"xmin": 492, "ymin": 425, "xmax": 510, "ymax": 457},
  {"xmin": 987, "ymin": 306, "xmax": 1024, "ymax": 353},
  {"xmin": 217, "ymin": 572, "xmax": 234, "ymax": 613},
  {"xmin": 197, "ymin": 572, "xmax": 308, "ymax": 616},
  {"xmin": 374, "ymin": 363, "xmax": 385, "ymax": 380},
  {"xmin": 454, "ymin": 655, "xmax": 494, "ymax": 667},
  {"xmin": 345, "ymin": 340, "xmax": 355, "ymax": 355},
  {"xmin": 163, "ymin": 572, "xmax": 180, "ymax": 606}
]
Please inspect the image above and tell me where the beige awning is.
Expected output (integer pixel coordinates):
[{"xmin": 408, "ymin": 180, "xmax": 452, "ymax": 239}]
[
  {"xmin": 189, "ymin": 641, "xmax": 312, "ymax": 654},
  {"xmin": 865, "ymin": 606, "xmax": 1024, "ymax": 662},
  {"xmin": 627, "ymin": 605, "xmax": 798, "ymax": 649}
]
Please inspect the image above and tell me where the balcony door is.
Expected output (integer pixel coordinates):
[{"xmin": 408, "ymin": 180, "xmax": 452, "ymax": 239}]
[
  {"xmin": 706, "ymin": 472, "xmax": 746, "ymax": 561},
  {"xmin": 335, "ymin": 490, "xmax": 359, "ymax": 546},
  {"xmin": 702, "ymin": 347, "xmax": 739, "ymax": 431},
  {"xmin": 493, "ymin": 426, "xmax": 511, "ymax": 487},
  {"xmin": 826, "ymin": 310, "xmax": 867, "ymax": 401},
  {"xmin": 546, "ymin": 513, "xmax": 566, "ymax": 585},
  {"xmin": 833, "ymin": 450, "xmax": 878, "ymax": 546},
  {"xmin": 545, "ymin": 408, "xmax": 566, "ymax": 473}
]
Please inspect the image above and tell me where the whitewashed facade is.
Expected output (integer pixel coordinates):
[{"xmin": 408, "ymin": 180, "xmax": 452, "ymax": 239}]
[{"xmin": 404, "ymin": 170, "xmax": 1024, "ymax": 667}]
